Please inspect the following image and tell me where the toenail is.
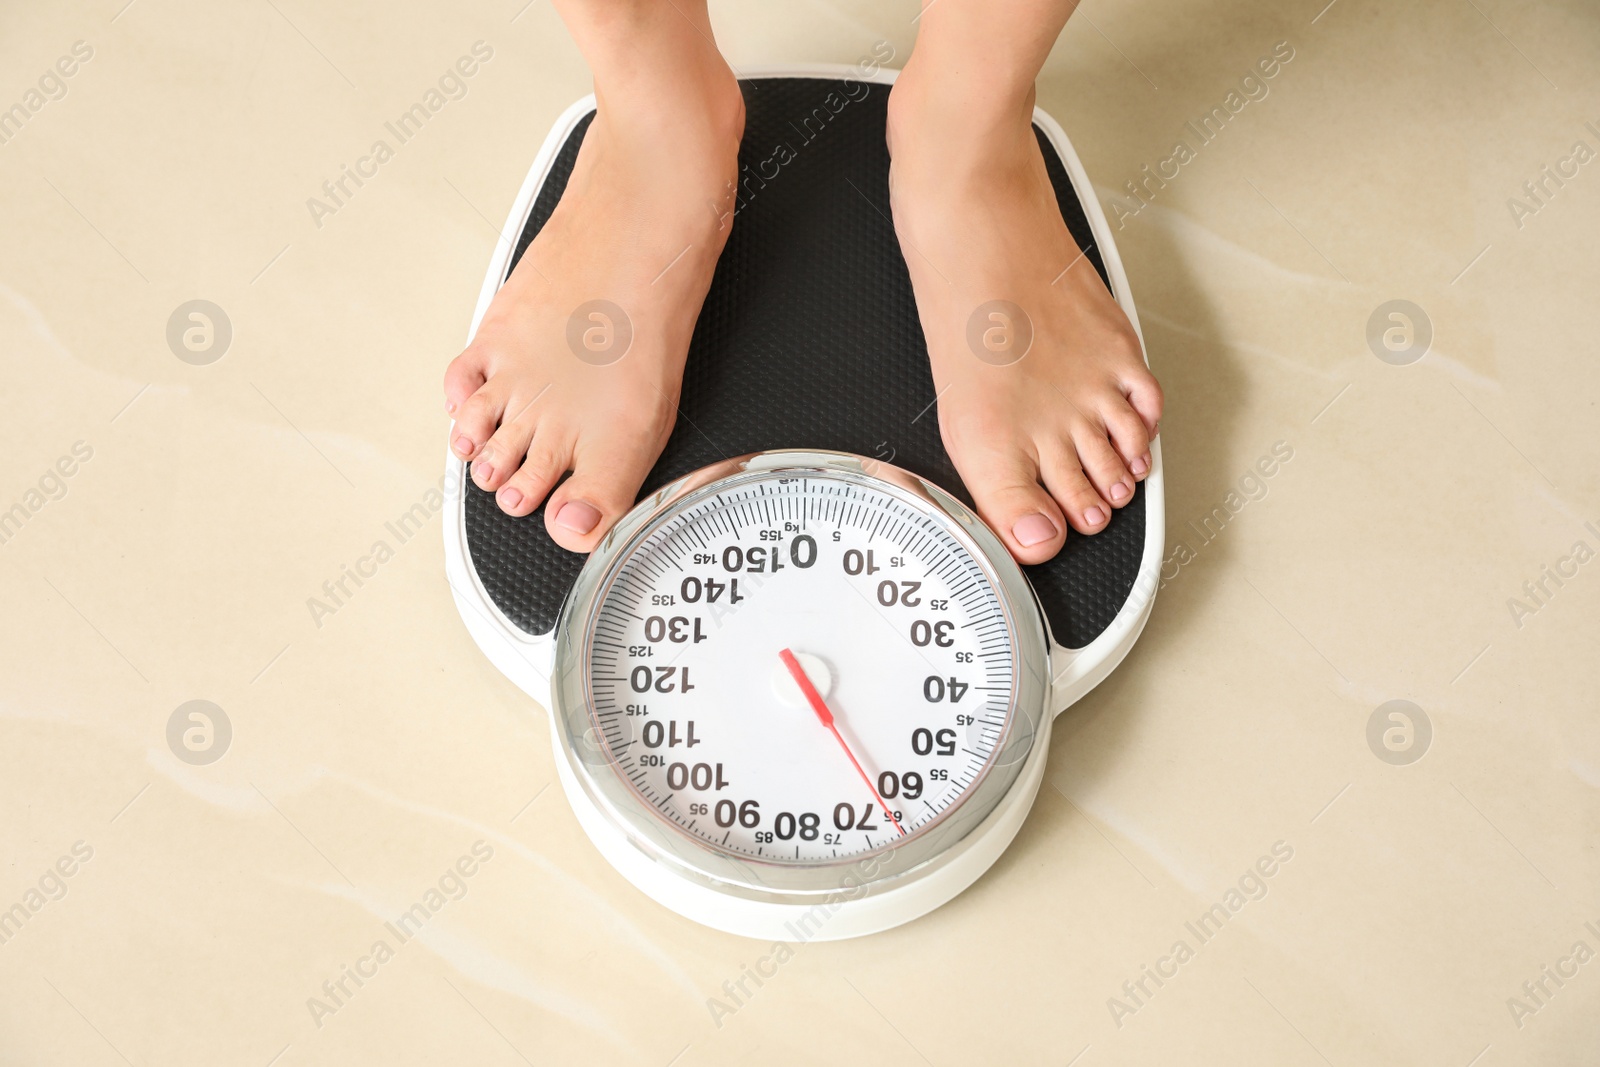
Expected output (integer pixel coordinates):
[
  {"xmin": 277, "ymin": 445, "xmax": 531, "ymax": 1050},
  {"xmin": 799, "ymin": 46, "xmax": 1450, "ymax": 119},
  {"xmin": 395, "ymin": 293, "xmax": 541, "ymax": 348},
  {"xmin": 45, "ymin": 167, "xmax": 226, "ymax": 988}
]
[
  {"xmin": 555, "ymin": 501, "xmax": 601, "ymax": 535},
  {"xmin": 473, "ymin": 460, "xmax": 494, "ymax": 484},
  {"xmin": 453, "ymin": 435, "xmax": 473, "ymax": 457},
  {"xmin": 446, "ymin": 399, "xmax": 457, "ymax": 415},
  {"xmin": 1131, "ymin": 455, "xmax": 1148, "ymax": 477},
  {"xmin": 1085, "ymin": 506, "xmax": 1106, "ymax": 526},
  {"xmin": 498, "ymin": 487, "xmax": 522, "ymax": 509},
  {"xmin": 1012, "ymin": 514, "xmax": 1058, "ymax": 547},
  {"xmin": 1110, "ymin": 482, "xmax": 1130, "ymax": 503}
]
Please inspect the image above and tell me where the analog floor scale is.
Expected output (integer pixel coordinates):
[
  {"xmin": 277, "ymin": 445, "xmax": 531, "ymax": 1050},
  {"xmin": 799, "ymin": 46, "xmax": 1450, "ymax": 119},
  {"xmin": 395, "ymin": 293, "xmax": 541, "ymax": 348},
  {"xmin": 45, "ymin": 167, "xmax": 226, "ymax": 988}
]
[{"xmin": 443, "ymin": 66, "xmax": 1164, "ymax": 941}]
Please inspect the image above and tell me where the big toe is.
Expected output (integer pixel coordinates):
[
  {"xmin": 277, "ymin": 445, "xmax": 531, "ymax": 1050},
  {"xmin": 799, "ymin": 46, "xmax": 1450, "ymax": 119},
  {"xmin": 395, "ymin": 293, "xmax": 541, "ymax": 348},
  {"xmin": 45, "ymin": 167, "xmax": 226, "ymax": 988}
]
[
  {"xmin": 946, "ymin": 438, "xmax": 1068, "ymax": 565},
  {"xmin": 542, "ymin": 430, "xmax": 664, "ymax": 553}
]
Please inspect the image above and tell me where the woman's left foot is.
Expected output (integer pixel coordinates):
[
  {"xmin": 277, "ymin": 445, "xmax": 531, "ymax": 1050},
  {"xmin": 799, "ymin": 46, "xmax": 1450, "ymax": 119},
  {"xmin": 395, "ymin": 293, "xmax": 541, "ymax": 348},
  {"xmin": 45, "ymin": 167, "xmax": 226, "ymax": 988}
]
[{"xmin": 886, "ymin": 71, "xmax": 1163, "ymax": 565}]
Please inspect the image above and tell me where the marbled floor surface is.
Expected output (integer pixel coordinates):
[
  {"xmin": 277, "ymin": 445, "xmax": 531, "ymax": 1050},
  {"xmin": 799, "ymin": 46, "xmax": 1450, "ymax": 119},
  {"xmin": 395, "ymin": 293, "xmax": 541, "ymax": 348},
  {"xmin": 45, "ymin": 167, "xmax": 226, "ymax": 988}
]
[{"xmin": 2, "ymin": 1, "xmax": 1597, "ymax": 1064}]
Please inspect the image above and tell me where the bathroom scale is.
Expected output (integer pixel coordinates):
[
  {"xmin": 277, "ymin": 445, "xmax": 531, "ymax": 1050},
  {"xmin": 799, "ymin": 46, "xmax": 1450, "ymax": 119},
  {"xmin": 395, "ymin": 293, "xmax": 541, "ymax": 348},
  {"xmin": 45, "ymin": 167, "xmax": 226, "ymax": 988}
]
[{"xmin": 443, "ymin": 66, "xmax": 1164, "ymax": 940}]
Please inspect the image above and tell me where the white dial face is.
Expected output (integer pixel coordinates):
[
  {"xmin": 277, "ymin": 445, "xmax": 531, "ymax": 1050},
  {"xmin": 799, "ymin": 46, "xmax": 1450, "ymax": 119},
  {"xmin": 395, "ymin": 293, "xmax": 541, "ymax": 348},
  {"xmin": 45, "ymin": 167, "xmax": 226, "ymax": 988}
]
[{"xmin": 585, "ymin": 470, "xmax": 1017, "ymax": 864}]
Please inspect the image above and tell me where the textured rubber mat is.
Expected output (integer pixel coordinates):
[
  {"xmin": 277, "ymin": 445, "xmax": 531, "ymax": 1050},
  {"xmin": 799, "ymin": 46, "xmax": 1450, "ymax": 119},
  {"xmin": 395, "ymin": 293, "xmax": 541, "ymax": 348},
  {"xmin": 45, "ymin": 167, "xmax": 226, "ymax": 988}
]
[{"xmin": 463, "ymin": 77, "xmax": 1146, "ymax": 649}]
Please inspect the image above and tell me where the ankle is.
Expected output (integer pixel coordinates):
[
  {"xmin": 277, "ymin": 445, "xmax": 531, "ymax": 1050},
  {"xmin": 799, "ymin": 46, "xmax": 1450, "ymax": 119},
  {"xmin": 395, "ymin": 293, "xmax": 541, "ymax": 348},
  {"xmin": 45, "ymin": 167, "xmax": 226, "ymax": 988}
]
[
  {"xmin": 592, "ymin": 57, "xmax": 744, "ymax": 164},
  {"xmin": 887, "ymin": 61, "xmax": 1035, "ymax": 169},
  {"xmin": 562, "ymin": 1, "xmax": 744, "ymax": 153}
]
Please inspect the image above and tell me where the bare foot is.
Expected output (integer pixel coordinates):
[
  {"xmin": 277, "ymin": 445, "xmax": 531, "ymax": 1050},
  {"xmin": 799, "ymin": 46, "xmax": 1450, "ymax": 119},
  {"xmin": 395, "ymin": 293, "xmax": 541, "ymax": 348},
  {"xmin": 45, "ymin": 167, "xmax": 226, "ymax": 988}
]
[
  {"xmin": 885, "ymin": 70, "xmax": 1162, "ymax": 565},
  {"xmin": 444, "ymin": 18, "xmax": 743, "ymax": 552}
]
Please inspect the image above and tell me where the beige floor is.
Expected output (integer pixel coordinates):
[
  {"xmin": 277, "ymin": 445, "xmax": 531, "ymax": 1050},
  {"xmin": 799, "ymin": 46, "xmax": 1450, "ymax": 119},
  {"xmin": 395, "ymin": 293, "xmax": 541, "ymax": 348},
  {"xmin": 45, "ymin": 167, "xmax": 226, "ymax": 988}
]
[{"xmin": 3, "ymin": 0, "xmax": 1598, "ymax": 1064}]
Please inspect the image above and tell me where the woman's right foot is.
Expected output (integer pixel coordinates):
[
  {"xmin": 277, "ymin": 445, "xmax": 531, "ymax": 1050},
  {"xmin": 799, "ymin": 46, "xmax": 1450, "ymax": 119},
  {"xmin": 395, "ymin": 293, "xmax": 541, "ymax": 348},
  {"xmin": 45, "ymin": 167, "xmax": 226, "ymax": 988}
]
[{"xmin": 444, "ymin": 10, "xmax": 743, "ymax": 552}]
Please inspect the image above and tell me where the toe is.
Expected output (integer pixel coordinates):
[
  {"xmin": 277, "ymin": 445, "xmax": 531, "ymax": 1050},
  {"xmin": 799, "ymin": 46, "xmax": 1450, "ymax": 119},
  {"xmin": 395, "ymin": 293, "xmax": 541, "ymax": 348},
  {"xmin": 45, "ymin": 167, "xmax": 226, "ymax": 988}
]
[
  {"xmin": 943, "ymin": 436, "xmax": 1068, "ymax": 565},
  {"xmin": 1040, "ymin": 443, "xmax": 1112, "ymax": 535},
  {"xmin": 450, "ymin": 379, "xmax": 506, "ymax": 463},
  {"xmin": 1102, "ymin": 401, "xmax": 1152, "ymax": 480},
  {"xmin": 472, "ymin": 387, "xmax": 551, "ymax": 493},
  {"xmin": 1036, "ymin": 444, "xmax": 1113, "ymax": 537},
  {"xmin": 1073, "ymin": 425, "xmax": 1137, "ymax": 510},
  {"xmin": 542, "ymin": 430, "xmax": 662, "ymax": 553},
  {"xmin": 496, "ymin": 432, "xmax": 570, "ymax": 517},
  {"xmin": 444, "ymin": 345, "xmax": 489, "ymax": 417},
  {"xmin": 1120, "ymin": 364, "xmax": 1164, "ymax": 439}
]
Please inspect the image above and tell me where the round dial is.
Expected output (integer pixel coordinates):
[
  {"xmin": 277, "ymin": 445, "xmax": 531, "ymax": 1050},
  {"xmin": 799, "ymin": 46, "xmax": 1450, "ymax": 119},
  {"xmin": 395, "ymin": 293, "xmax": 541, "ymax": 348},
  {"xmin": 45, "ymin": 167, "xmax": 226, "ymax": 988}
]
[{"xmin": 584, "ymin": 468, "xmax": 1018, "ymax": 864}]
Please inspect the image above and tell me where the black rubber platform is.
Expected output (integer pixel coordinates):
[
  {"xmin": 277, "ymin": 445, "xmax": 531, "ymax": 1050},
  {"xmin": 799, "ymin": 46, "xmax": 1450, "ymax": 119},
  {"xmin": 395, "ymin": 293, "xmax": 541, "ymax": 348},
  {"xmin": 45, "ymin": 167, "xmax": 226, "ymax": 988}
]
[{"xmin": 464, "ymin": 77, "xmax": 1145, "ymax": 650}]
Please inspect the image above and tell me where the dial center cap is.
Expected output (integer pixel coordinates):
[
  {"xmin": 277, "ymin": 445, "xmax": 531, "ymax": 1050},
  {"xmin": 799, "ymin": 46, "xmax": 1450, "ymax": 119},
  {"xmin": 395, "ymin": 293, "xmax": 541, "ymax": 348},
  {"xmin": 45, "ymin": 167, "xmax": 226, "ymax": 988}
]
[{"xmin": 771, "ymin": 650, "xmax": 832, "ymax": 709}]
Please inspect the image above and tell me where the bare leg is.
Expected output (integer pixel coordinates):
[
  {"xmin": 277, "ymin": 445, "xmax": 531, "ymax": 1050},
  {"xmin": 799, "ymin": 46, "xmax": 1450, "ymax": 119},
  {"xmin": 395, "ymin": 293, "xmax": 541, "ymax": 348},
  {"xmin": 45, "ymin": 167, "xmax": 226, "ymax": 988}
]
[
  {"xmin": 444, "ymin": 0, "xmax": 743, "ymax": 551},
  {"xmin": 888, "ymin": 1, "xmax": 1163, "ymax": 564}
]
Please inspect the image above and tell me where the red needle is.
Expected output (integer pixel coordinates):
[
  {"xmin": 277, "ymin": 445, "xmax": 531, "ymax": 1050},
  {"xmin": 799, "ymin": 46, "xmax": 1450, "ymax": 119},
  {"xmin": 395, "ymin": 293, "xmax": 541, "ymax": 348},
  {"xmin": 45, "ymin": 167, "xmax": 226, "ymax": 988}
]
[{"xmin": 778, "ymin": 648, "xmax": 906, "ymax": 836}]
